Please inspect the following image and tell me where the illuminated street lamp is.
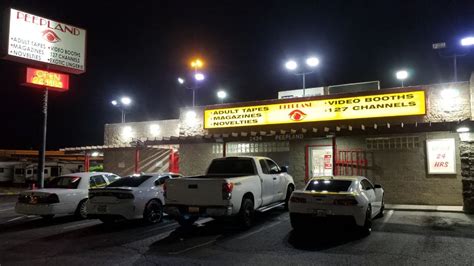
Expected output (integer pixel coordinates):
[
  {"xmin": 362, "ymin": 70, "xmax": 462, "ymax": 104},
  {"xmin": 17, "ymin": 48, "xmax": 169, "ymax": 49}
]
[
  {"xmin": 177, "ymin": 73, "xmax": 205, "ymax": 107},
  {"xmin": 217, "ymin": 90, "xmax": 227, "ymax": 104},
  {"xmin": 284, "ymin": 56, "xmax": 320, "ymax": 96},
  {"xmin": 194, "ymin": 73, "xmax": 205, "ymax": 81},
  {"xmin": 190, "ymin": 58, "xmax": 204, "ymax": 72},
  {"xmin": 396, "ymin": 70, "xmax": 408, "ymax": 87},
  {"xmin": 433, "ymin": 36, "xmax": 474, "ymax": 82},
  {"xmin": 461, "ymin": 37, "xmax": 474, "ymax": 47},
  {"xmin": 111, "ymin": 96, "xmax": 132, "ymax": 123}
]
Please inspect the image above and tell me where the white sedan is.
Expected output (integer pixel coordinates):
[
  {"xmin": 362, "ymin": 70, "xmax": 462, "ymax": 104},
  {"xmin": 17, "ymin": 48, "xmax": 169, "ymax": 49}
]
[
  {"xmin": 15, "ymin": 172, "xmax": 120, "ymax": 219},
  {"xmin": 86, "ymin": 173, "xmax": 182, "ymax": 224},
  {"xmin": 289, "ymin": 176, "xmax": 384, "ymax": 235}
]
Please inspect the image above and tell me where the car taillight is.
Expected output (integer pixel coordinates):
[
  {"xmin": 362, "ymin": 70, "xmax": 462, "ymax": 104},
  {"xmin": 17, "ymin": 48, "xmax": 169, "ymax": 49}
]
[
  {"xmin": 290, "ymin": 196, "xmax": 307, "ymax": 203},
  {"xmin": 333, "ymin": 198, "xmax": 358, "ymax": 206},
  {"xmin": 222, "ymin": 182, "xmax": 233, "ymax": 200},
  {"xmin": 43, "ymin": 194, "xmax": 59, "ymax": 204},
  {"xmin": 116, "ymin": 193, "xmax": 134, "ymax": 199}
]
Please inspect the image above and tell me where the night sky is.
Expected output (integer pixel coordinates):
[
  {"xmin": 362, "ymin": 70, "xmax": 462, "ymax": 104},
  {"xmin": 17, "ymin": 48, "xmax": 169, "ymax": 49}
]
[{"xmin": 1, "ymin": 0, "xmax": 474, "ymax": 150}]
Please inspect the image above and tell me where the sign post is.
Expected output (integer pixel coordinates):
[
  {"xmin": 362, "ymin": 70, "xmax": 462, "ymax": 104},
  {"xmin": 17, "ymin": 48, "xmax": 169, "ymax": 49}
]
[
  {"xmin": 38, "ymin": 85, "xmax": 48, "ymax": 188},
  {"xmin": 2, "ymin": 8, "xmax": 86, "ymax": 188}
]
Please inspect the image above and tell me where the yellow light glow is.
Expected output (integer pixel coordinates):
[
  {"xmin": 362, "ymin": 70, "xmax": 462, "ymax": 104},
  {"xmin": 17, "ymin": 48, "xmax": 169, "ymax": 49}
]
[
  {"xmin": 190, "ymin": 59, "xmax": 204, "ymax": 68},
  {"xmin": 204, "ymin": 90, "xmax": 426, "ymax": 129}
]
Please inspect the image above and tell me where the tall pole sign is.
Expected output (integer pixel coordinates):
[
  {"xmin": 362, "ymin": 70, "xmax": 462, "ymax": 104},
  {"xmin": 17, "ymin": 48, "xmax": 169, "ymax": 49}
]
[{"xmin": 2, "ymin": 8, "xmax": 87, "ymax": 188}]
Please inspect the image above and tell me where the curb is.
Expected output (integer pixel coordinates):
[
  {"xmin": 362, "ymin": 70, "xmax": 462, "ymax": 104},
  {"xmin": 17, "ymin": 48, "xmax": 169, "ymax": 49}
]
[
  {"xmin": 0, "ymin": 192, "xmax": 19, "ymax": 196},
  {"xmin": 385, "ymin": 205, "xmax": 464, "ymax": 213}
]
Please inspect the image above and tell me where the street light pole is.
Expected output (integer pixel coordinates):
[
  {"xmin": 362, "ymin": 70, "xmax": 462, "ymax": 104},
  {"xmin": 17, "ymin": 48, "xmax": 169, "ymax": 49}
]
[
  {"xmin": 285, "ymin": 56, "xmax": 319, "ymax": 97},
  {"xmin": 453, "ymin": 54, "xmax": 457, "ymax": 82}
]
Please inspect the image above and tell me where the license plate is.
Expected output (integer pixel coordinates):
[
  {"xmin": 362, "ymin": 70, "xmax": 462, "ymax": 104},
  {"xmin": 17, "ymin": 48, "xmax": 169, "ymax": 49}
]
[
  {"xmin": 313, "ymin": 209, "xmax": 327, "ymax": 217},
  {"xmin": 188, "ymin": 207, "xmax": 199, "ymax": 213},
  {"xmin": 97, "ymin": 205, "xmax": 107, "ymax": 213}
]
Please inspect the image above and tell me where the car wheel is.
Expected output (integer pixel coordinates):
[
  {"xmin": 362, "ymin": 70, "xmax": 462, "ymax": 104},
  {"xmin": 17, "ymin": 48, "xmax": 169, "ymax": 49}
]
[
  {"xmin": 290, "ymin": 213, "xmax": 304, "ymax": 231},
  {"xmin": 75, "ymin": 199, "xmax": 88, "ymax": 219},
  {"xmin": 143, "ymin": 199, "xmax": 163, "ymax": 224},
  {"xmin": 360, "ymin": 205, "xmax": 372, "ymax": 236},
  {"xmin": 239, "ymin": 197, "xmax": 255, "ymax": 229},
  {"xmin": 177, "ymin": 216, "xmax": 198, "ymax": 227},
  {"xmin": 41, "ymin": 215, "xmax": 54, "ymax": 220},
  {"xmin": 284, "ymin": 185, "xmax": 294, "ymax": 211},
  {"xmin": 376, "ymin": 198, "xmax": 385, "ymax": 218}
]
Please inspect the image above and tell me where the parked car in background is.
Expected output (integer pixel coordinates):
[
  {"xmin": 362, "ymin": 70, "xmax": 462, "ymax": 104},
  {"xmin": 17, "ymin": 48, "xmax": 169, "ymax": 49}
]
[
  {"xmin": 86, "ymin": 173, "xmax": 182, "ymax": 224},
  {"xmin": 164, "ymin": 156, "xmax": 295, "ymax": 228},
  {"xmin": 15, "ymin": 172, "xmax": 120, "ymax": 219},
  {"xmin": 289, "ymin": 176, "xmax": 384, "ymax": 235}
]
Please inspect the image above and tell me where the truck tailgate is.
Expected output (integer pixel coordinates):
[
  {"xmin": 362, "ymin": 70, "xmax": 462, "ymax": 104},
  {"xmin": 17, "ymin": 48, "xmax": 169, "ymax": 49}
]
[{"xmin": 166, "ymin": 178, "xmax": 229, "ymax": 206}]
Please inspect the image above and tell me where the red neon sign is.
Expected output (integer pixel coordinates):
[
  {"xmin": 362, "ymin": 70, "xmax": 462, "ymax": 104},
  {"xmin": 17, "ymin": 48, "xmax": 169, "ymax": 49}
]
[{"xmin": 25, "ymin": 67, "xmax": 69, "ymax": 91}]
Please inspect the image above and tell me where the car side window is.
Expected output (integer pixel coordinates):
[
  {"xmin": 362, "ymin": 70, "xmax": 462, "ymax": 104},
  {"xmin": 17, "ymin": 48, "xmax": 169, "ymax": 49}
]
[
  {"xmin": 361, "ymin": 179, "xmax": 373, "ymax": 190},
  {"xmin": 155, "ymin": 175, "xmax": 170, "ymax": 186},
  {"xmin": 265, "ymin": 160, "xmax": 280, "ymax": 174},
  {"xmin": 90, "ymin": 175, "xmax": 107, "ymax": 188},
  {"xmin": 259, "ymin": 160, "xmax": 270, "ymax": 174},
  {"xmin": 105, "ymin": 174, "xmax": 120, "ymax": 183}
]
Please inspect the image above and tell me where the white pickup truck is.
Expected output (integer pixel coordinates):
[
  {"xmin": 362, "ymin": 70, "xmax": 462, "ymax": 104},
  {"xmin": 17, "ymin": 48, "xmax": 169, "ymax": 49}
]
[{"xmin": 164, "ymin": 156, "xmax": 295, "ymax": 228}]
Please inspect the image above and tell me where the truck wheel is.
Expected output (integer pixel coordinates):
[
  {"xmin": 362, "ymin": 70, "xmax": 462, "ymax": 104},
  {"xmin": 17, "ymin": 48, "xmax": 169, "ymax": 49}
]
[
  {"xmin": 177, "ymin": 216, "xmax": 198, "ymax": 227},
  {"xmin": 143, "ymin": 200, "xmax": 163, "ymax": 224},
  {"xmin": 239, "ymin": 198, "xmax": 255, "ymax": 229},
  {"xmin": 284, "ymin": 185, "xmax": 294, "ymax": 210},
  {"xmin": 75, "ymin": 199, "xmax": 88, "ymax": 219}
]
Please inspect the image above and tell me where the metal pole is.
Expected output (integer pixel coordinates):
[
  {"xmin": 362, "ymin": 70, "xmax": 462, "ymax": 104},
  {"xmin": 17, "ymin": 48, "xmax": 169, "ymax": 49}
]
[
  {"xmin": 401, "ymin": 80, "xmax": 404, "ymax": 87},
  {"xmin": 37, "ymin": 88, "xmax": 48, "ymax": 188},
  {"xmin": 192, "ymin": 89, "xmax": 196, "ymax": 107},
  {"xmin": 302, "ymin": 73, "xmax": 306, "ymax": 96},
  {"xmin": 453, "ymin": 55, "xmax": 457, "ymax": 82}
]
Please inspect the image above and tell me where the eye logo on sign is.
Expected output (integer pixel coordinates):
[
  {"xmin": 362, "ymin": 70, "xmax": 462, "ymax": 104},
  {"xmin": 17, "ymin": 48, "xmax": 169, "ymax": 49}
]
[
  {"xmin": 289, "ymin": 109, "xmax": 307, "ymax": 121},
  {"xmin": 42, "ymin": 29, "xmax": 61, "ymax": 43}
]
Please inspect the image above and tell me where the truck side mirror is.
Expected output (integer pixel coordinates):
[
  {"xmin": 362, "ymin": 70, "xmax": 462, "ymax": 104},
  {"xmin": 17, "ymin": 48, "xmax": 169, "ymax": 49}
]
[
  {"xmin": 374, "ymin": 184, "xmax": 382, "ymax": 189},
  {"xmin": 280, "ymin": 166, "xmax": 288, "ymax": 173}
]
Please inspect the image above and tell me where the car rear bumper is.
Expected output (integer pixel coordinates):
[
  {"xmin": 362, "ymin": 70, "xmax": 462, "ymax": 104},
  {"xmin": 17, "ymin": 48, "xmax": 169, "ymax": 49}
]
[
  {"xmin": 290, "ymin": 212, "xmax": 360, "ymax": 227},
  {"xmin": 164, "ymin": 205, "xmax": 233, "ymax": 218},
  {"xmin": 15, "ymin": 202, "xmax": 71, "ymax": 216},
  {"xmin": 86, "ymin": 201, "xmax": 140, "ymax": 220},
  {"xmin": 289, "ymin": 204, "xmax": 366, "ymax": 226}
]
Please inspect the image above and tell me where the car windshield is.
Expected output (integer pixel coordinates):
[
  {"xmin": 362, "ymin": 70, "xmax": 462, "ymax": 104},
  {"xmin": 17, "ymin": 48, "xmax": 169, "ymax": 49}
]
[
  {"xmin": 207, "ymin": 159, "xmax": 256, "ymax": 176},
  {"xmin": 306, "ymin": 179, "xmax": 353, "ymax": 192},
  {"xmin": 107, "ymin": 175, "xmax": 153, "ymax": 187},
  {"xmin": 45, "ymin": 176, "xmax": 81, "ymax": 189}
]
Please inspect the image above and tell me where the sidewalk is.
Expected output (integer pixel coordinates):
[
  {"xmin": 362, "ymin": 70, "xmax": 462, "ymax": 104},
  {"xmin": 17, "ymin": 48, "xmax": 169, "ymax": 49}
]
[{"xmin": 385, "ymin": 204, "xmax": 464, "ymax": 213}]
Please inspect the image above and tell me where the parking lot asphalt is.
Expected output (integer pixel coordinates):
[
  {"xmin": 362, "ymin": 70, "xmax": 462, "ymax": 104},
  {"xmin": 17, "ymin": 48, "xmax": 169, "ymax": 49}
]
[{"xmin": 0, "ymin": 195, "xmax": 473, "ymax": 266}]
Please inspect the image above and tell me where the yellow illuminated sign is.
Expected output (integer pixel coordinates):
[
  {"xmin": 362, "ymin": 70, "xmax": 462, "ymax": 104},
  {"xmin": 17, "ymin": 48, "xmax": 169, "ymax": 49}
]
[{"xmin": 204, "ymin": 90, "xmax": 426, "ymax": 129}]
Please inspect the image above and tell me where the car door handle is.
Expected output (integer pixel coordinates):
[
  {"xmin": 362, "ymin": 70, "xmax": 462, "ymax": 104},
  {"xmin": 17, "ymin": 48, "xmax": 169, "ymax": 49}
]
[{"xmin": 273, "ymin": 177, "xmax": 277, "ymax": 180}]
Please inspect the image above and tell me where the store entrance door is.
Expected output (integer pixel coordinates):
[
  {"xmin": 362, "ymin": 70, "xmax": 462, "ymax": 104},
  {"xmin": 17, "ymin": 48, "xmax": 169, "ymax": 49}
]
[{"xmin": 307, "ymin": 145, "xmax": 333, "ymax": 182}]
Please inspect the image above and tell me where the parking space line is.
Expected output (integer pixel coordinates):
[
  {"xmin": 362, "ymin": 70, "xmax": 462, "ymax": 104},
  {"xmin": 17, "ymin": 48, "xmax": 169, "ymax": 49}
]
[
  {"xmin": 63, "ymin": 220, "xmax": 100, "ymax": 230},
  {"xmin": 168, "ymin": 239, "xmax": 218, "ymax": 255},
  {"xmin": 0, "ymin": 207, "xmax": 14, "ymax": 212},
  {"xmin": 2, "ymin": 215, "xmax": 26, "ymax": 224},
  {"xmin": 236, "ymin": 221, "xmax": 282, "ymax": 240},
  {"xmin": 378, "ymin": 210, "xmax": 394, "ymax": 230}
]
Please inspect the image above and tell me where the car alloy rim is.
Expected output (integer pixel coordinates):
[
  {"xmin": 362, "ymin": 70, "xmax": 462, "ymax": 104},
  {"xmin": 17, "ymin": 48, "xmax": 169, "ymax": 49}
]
[
  {"xmin": 80, "ymin": 202, "xmax": 87, "ymax": 218},
  {"xmin": 148, "ymin": 204, "xmax": 161, "ymax": 223}
]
